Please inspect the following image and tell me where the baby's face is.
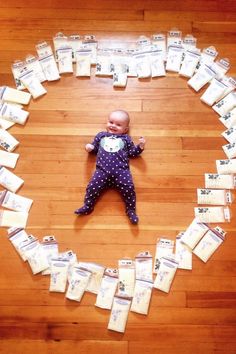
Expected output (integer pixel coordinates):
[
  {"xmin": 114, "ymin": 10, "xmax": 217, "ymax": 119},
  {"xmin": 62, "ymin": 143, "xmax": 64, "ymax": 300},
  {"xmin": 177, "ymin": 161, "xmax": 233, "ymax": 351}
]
[{"xmin": 106, "ymin": 113, "xmax": 129, "ymax": 135}]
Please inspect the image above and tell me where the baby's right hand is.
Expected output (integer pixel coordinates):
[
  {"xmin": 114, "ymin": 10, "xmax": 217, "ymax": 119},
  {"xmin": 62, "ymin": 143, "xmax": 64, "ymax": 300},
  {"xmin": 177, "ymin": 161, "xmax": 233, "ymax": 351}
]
[{"xmin": 85, "ymin": 143, "xmax": 94, "ymax": 152}]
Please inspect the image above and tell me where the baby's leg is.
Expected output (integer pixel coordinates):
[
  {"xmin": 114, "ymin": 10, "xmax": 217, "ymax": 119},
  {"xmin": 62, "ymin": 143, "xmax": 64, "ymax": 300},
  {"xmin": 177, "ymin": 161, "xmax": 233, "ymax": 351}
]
[
  {"xmin": 115, "ymin": 170, "xmax": 139, "ymax": 224},
  {"xmin": 74, "ymin": 169, "xmax": 109, "ymax": 215}
]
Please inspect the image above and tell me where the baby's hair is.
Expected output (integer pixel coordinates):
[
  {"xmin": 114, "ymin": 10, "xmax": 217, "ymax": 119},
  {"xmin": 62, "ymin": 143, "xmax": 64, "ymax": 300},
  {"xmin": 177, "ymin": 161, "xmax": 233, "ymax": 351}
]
[{"xmin": 109, "ymin": 110, "xmax": 130, "ymax": 125}]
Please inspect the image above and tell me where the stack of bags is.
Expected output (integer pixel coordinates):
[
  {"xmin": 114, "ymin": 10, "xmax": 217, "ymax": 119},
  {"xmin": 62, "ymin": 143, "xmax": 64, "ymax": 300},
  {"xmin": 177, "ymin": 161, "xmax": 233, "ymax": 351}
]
[
  {"xmin": 6, "ymin": 225, "xmax": 226, "ymax": 333},
  {"xmin": 0, "ymin": 28, "xmax": 235, "ymax": 333},
  {"xmin": 0, "ymin": 86, "xmax": 32, "ymax": 228}
]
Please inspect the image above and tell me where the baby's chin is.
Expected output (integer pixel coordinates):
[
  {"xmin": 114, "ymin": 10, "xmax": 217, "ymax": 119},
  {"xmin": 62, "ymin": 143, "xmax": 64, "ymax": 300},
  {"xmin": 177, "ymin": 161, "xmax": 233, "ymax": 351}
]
[
  {"xmin": 107, "ymin": 129, "xmax": 120, "ymax": 134},
  {"xmin": 107, "ymin": 128, "xmax": 127, "ymax": 135}
]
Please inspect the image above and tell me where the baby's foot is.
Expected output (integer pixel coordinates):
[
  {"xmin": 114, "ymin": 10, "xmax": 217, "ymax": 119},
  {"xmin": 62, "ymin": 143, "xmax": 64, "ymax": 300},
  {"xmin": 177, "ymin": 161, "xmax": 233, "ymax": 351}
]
[
  {"xmin": 127, "ymin": 210, "xmax": 139, "ymax": 224},
  {"xmin": 74, "ymin": 205, "xmax": 93, "ymax": 215}
]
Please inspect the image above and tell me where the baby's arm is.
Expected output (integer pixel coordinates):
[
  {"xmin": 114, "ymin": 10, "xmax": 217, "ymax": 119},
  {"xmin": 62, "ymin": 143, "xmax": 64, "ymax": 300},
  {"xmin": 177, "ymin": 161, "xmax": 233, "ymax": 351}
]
[
  {"xmin": 85, "ymin": 132, "xmax": 104, "ymax": 154},
  {"xmin": 85, "ymin": 143, "xmax": 94, "ymax": 152},
  {"xmin": 127, "ymin": 136, "xmax": 146, "ymax": 157},
  {"xmin": 138, "ymin": 136, "xmax": 146, "ymax": 150}
]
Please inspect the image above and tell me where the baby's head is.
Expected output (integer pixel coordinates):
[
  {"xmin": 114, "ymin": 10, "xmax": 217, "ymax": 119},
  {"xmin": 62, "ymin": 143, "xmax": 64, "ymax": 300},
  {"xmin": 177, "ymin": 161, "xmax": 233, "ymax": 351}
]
[{"xmin": 106, "ymin": 110, "xmax": 130, "ymax": 135}]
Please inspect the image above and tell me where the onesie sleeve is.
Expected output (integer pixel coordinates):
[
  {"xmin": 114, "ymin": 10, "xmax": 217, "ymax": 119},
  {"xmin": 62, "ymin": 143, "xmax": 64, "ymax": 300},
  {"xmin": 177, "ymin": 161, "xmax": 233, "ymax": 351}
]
[
  {"xmin": 126, "ymin": 135, "xmax": 144, "ymax": 158},
  {"xmin": 90, "ymin": 132, "xmax": 105, "ymax": 154}
]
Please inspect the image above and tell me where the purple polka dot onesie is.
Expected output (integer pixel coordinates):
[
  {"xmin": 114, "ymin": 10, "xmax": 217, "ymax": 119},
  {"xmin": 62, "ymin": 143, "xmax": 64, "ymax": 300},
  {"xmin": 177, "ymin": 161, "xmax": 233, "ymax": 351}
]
[{"xmin": 79, "ymin": 132, "xmax": 143, "ymax": 222}]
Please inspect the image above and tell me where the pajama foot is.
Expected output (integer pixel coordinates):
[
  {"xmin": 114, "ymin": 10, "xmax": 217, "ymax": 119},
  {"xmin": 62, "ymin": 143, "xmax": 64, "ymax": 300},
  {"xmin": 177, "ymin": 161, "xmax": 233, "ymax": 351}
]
[
  {"xmin": 127, "ymin": 210, "xmax": 139, "ymax": 224},
  {"xmin": 74, "ymin": 205, "xmax": 93, "ymax": 215}
]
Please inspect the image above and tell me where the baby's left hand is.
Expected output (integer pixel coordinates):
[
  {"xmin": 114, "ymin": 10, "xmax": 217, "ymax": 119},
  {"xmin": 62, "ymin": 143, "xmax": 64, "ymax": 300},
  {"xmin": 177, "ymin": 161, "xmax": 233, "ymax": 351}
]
[{"xmin": 138, "ymin": 136, "xmax": 146, "ymax": 150}]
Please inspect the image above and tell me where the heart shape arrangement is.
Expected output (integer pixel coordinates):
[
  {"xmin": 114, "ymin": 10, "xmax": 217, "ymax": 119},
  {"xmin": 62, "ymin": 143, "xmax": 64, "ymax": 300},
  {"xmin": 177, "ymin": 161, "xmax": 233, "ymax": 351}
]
[{"xmin": 0, "ymin": 30, "xmax": 235, "ymax": 333}]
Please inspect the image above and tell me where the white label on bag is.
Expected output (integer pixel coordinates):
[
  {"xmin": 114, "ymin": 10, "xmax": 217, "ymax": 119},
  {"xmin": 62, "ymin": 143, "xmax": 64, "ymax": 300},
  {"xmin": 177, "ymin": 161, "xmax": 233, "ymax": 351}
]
[
  {"xmin": 181, "ymin": 219, "xmax": 209, "ymax": 249},
  {"xmin": 108, "ymin": 296, "xmax": 131, "ymax": 333},
  {"xmin": 194, "ymin": 206, "xmax": 230, "ymax": 223},
  {"xmin": 134, "ymin": 53, "xmax": 151, "ymax": 78},
  {"xmin": 0, "ymin": 150, "xmax": 19, "ymax": 168},
  {"xmin": 36, "ymin": 41, "xmax": 53, "ymax": 58},
  {"xmin": 50, "ymin": 258, "xmax": 70, "ymax": 292},
  {"xmin": 197, "ymin": 188, "xmax": 231, "ymax": 205},
  {"xmin": 0, "ymin": 118, "xmax": 15, "ymax": 130},
  {"xmin": 113, "ymin": 72, "xmax": 128, "ymax": 87},
  {"xmin": 175, "ymin": 232, "xmax": 192, "ymax": 270},
  {"xmin": 166, "ymin": 45, "xmax": 184, "ymax": 72},
  {"xmin": 11, "ymin": 61, "xmax": 26, "ymax": 90},
  {"xmin": 179, "ymin": 49, "xmax": 200, "ymax": 78},
  {"xmin": 152, "ymin": 33, "xmax": 166, "ymax": 60},
  {"xmin": 57, "ymin": 47, "xmax": 73, "ymax": 74},
  {"xmin": 118, "ymin": 260, "xmax": 135, "ymax": 298},
  {"xmin": 213, "ymin": 92, "xmax": 236, "ymax": 116},
  {"xmin": 219, "ymin": 108, "xmax": 236, "ymax": 128},
  {"xmin": 200, "ymin": 78, "xmax": 228, "ymax": 106},
  {"xmin": 205, "ymin": 173, "xmax": 235, "ymax": 189},
  {"xmin": 39, "ymin": 55, "xmax": 60, "ymax": 81},
  {"xmin": 188, "ymin": 64, "xmax": 217, "ymax": 92},
  {"xmin": 68, "ymin": 35, "xmax": 82, "ymax": 62},
  {"xmin": 130, "ymin": 279, "xmax": 153, "ymax": 315},
  {"xmin": 0, "ymin": 86, "xmax": 31, "ymax": 105},
  {"xmin": 41, "ymin": 241, "xmax": 59, "ymax": 275},
  {"xmin": 0, "ymin": 166, "xmax": 24, "ymax": 193},
  {"xmin": 193, "ymin": 228, "xmax": 225, "ymax": 262},
  {"xmin": 95, "ymin": 274, "xmax": 118, "ymax": 310},
  {"xmin": 222, "ymin": 126, "xmax": 236, "ymax": 143},
  {"xmin": 22, "ymin": 240, "xmax": 50, "ymax": 275},
  {"xmin": 216, "ymin": 159, "xmax": 236, "ymax": 174},
  {"xmin": 135, "ymin": 252, "xmax": 153, "ymax": 282},
  {"xmin": 78, "ymin": 261, "xmax": 105, "ymax": 294},
  {"xmin": 150, "ymin": 50, "xmax": 166, "ymax": 77},
  {"xmin": 66, "ymin": 267, "xmax": 91, "ymax": 302},
  {"xmin": 19, "ymin": 70, "xmax": 47, "ymax": 99},
  {"xmin": 153, "ymin": 238, "xmax": 174, "ymax": 273},
  {"xmin": 8, "ymin": 228, "xmax": 31, "ymax": 260},
  {"xmin": 222, "ymin": 142, "xmax": 236, "ymax": 159},
  {"xmin": 1, "ymin": 190, "xmax": 33, "ymax": 212},
  {"xmin": 0, "ymin": 129, "xmax": 19, "ymax": 152},
  {"xmin": 154, "ymin": 256, "xmax": 178, "ymax": 293},
  {"xmin": 167, "ymin": 29, "xmax": 182, "ymax": 48},
  {"xmin": 25, "ymin": 55, "xmax": 46, "ymax": 83},
  {"xmin": 75, "ymin": 49, "xmax": 91, "ymax": 77},
  {"xmin": 0, "ymin": 102, "xmax": 29, "ymax": 125}
]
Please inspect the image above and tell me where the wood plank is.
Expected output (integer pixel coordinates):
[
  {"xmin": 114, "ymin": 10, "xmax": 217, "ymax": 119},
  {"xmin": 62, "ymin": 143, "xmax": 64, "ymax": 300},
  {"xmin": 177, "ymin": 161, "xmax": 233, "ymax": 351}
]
[
  {"xmin": 145, "ymin": 10, "xmax": 236, "ymax": 21},
  {"xmin": 0, "ymin": 19, "xmax": 192, "ymax": 32},
  {"xmin": 11, "ymin": 124, "xmax": 222, "ymax": 137},
  {"xmin": 16, "ymin": 148, "xmax": 223, "ymax": 162},
  {"xmin": 1, "ymin": 323, "xmax": 236, "ymax": 342},
  {"xmin": 13, "ymin": 174, "xmax": 206, "ymax": 189},
  {"xmin": 13, "ymin": 160, "xmax": 219, "ymax": 175},
  {"xmin": 24, "ymin": 86, "xmax": 214, "ymax": 101},
  {"xmin": 0, "ymin": 340, "xmax": 128, "ymax": 354},
  {"xmin": 25, "ymin": 110, "xmax": 221, "ymax": 125},
  {"xmin": 0, "ymin": 289, "xmax": 186, "ymax": 308},
  {"xmin": 129, "ymin": 341, "xmax": 236, "ymax": 354},
  {"xmin": 0, "ymin": 8, "xmax": 144, "ymax": 20},
  {"xmin": 143, "ymin": 96, "xmax": 214, "ymax": 113},
  {"xmin": 28, "ymin": 98, "xmax": 142, "ymax": 112},
  {"xmin": 1, "ymin": 0, "xmax": 235, "ymax": 12},
  {"xmin": 172, "ymin": 276, "xmax": 236, "ymax": 292},
  {"xmin": 186, "ymin": 291, "xmax": 236, "ymax": 308},
  {"xmin": 0, "ymin": 306, "xmax": 236, "ymax": 324},
  {"xmin": 193, "ymin": 21, "xmax": 236, "ymax": 32}
]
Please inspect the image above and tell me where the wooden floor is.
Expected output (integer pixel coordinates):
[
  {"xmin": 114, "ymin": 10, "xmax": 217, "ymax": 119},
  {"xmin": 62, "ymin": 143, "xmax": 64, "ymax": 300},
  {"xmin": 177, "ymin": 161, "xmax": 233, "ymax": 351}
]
[{"xmin": 0, "ymin": 1, "xmax": 236, "ymax": 353}]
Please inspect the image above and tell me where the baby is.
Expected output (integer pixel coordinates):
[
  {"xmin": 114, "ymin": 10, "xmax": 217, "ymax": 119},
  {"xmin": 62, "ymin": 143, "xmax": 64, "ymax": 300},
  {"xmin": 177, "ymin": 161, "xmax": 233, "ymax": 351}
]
[{"xmin": 74, "ymin": 110, "xmax": 146, "ymax": 224}]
